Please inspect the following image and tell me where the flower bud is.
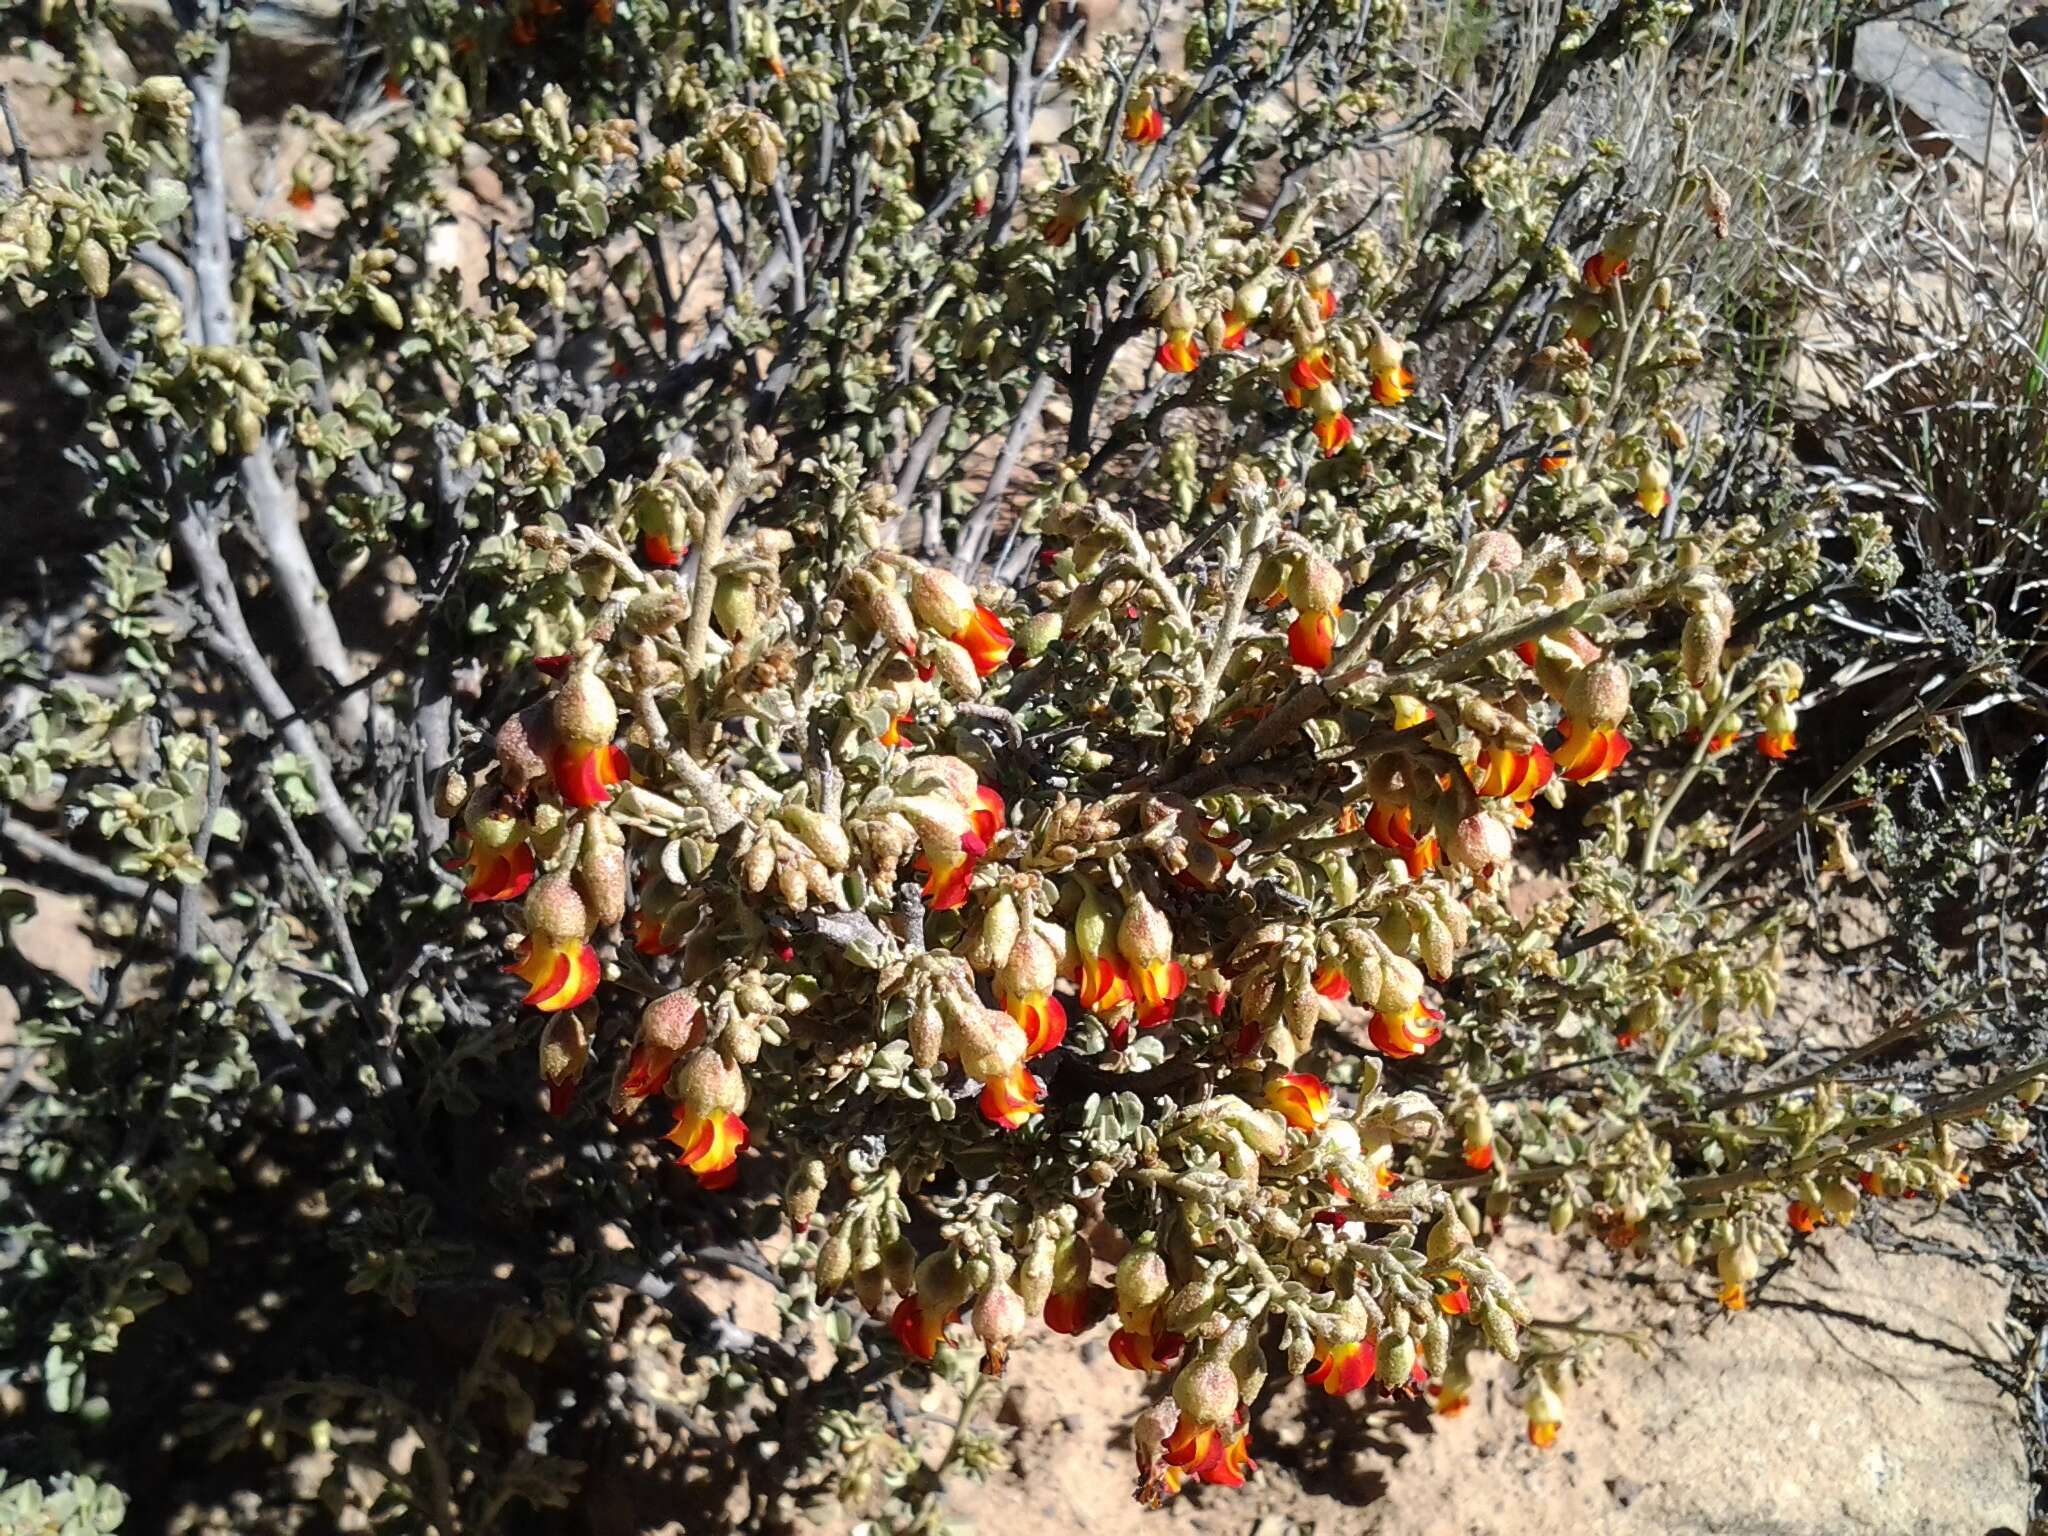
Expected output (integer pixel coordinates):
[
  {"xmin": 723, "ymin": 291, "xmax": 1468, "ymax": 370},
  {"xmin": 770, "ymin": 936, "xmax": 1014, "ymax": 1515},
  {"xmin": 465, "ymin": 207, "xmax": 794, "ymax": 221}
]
[
  {"xmin": 784, "ymin": 1159, "xmax": 828, "ymax": 1229},
  {"xmin": 552, "ymin": 664, "xmax": 618, "ymax": 749},
  {"xmin": 1073, "ymin": 888, "xmax": 1114, "ymax": 959},
  {"xmin": 1286, "ymin": 552, "xmax": 1344, "ymax": 615},
  {"xmin": 817, "ymin": 1227, "xmax": 853, "ymax": 1293},
  {"xmin": 576, "ymin": 839, "xmax": 628, "ymax": 927},
  {"xmin": 1681, "ymin": 607, "xmax": 1729, "ymax": 684},
  {"xmin": 626, "ymin": 588, "xmax": 689, "ymax": 635},
  {"xmin": 782, "ymin": 806, "xmax": 851, "ymax": 870},
  {"xmin": 997, "ymin": 919, "xmax": 1058, "ymax": 997},
  {"xmin": 1448, "ymin": 812, "xmax": 1512, "ymax": 873},
  {"xmin": 712, "ymin": 573, "xmax": 761, "ymax": 639},
  {"xmin": 914, "ymin": 1248, "xmax": 973, "ymax": 1314},
  {"xmin": 951, "ymin": 1006, "xmax": 1027, "ymax": 1083},
  {"xmin": 849, "ymin": 568, "xmax": 917, "ymax": 652},
  {"xmin": 641, "ymin": 991, "xmax": 703, "ymax": 1052},
  {"xmin": 1019, "ymin": 611, "xmax": 1063, "ymax": 657},
  {"xmin": 496, "ymin": 706, "xmax": 551, "ymax": 786},
  {"xmin": 524, "ymin": 874, "xmax": 589, "ymax": 945},
  {"xmin": 972, "ymin": 1282, "xmax": 1028, "ymax": 1375},
  {"xmin": 910, "ymin": 566, "xmax": 976, "ymax": 636},
  {"xmin": 433, "ymin": 766, "xmax": 470, "ymax": 817},
  {"xmin": 926, "ymin": 637, "xmax": 982, "ymax": 698},
  {"xmin": 968, "ymin": 893, "xmax": 1022, "ymax": 973},
  {"xmin": 1117, "ymin": 890, "xmax": 1173, "ymax": 969},
  {"xmin": 1373, "ymin": 950, "xmax": 1424, "ymax": 1015},
  {"xmin": 539, "ymin": 1010, "xmax": 589, "ymax": 1087},
  {"xmin": 1116, "ymin": 1243, "xmax": 1169, "ymax": 1322},
  {"xmin": 675, "ymin": 1045, "xmax": 746, "ymax": 1117},
  {"xmin": 1374, "ymin": 1331, "xmax": 1416, "ymax": 1389},
  {"xmin": 1172, "ymin": 1357, "xmax": 1239, "ymax": 1426},
  {"xmin": 908, "ymin": 1001, "xmax": 945, "ymax": 1069},
  {"xmin": 1566, "ymin": 660, "xmax": 1629, "ymax": 730}
]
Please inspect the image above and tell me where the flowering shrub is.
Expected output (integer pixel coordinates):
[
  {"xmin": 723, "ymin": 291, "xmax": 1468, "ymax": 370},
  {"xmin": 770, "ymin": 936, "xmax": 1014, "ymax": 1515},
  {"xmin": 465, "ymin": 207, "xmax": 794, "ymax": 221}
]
[{"xmin": 2, "ymin": 0, "xmax": 2042, "ymax": 1525}]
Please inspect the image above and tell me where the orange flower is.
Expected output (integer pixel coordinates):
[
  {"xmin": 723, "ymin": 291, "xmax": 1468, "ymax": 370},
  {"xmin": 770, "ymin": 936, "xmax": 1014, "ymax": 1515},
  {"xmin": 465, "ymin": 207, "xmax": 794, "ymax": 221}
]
[
  {"xmin": 1288, "ymin": 349, "xmax": 1335, "ymax": 392},
  {"xmin": 1436, "ymin": 1274, "xmax": 1472, "ymax": 1316},
  {"xmin": 1078, "ymin": 952, "xmax": 1137, "ymax": 1012},
  {"xmin": 1370, "ymin": 366, "xmax": 1414, "ymax": 406},
  {"xmin": 1463, "ymin": 1142, "xmax": 1495, "ymax": 1171},
  {"xmin": 1313, "ymin": 411, "xmax": 1354, "ymax": 457},
  {"xmin": 1265, "ymin": 1072, "xmax": 1332, "ymax": 1131},
  {"xmin": 978, "ymin": 1064, "xmax": 1043, "ymax": 1130},
  {"xmin": 1131, "ymin": 958, "xmax": 1187, "ymax": 1027},
  {"xmin": 951, "ymin": 605, "xmax": 1014, "ymax": 676},
  {"xmin": 1434, "ymin": 1385, "xmax": 1469, "ymax": 1417},
  {"xmin": 1044, "ymin": 1285, "xmax": 1096, "ymax": 1335},
  {"xmin": 1288, "ymin": 606, "xmax": 1338, "ymax": 668},
  {"xmin": 460, "ymin": 836, "xmax": 535, "ymax": 903},
  {"xmin": 1161, "ymin": 1419, "xmax": 1254, "ymax": 1493},
  {"xmin": 1123, "ymin": 102, "xmax": 1166, "ymax": 144},
  {"xmin": 1364, "ymin": 803, "xmax": 1441, "ymax": 878},
  {"xmin": 591, "ymin": 0, "xmax": 613, "ymax": 21},
  {"xmin": 510, "ymin": 10, "xmax": 539, "ymax": 44},
  {"xmin": 1000, "ymin": 986, "xmax": 1067, "ymax": 1058},
  {"xmin": 640, "ymin": 533, "xmax": 685, "ymax": 567},
  {"xmin": 1310, "ymin": 281, "xmax": 1338, "ymax": 321},
  {"xmin": 1312, "ymin": 963, "xmax": 1350, "ymax": 1001},
  {"xmin": 508, "ymin": 935, "xmax": 600, "ymax": 1012},
  {"xmin": 1369, "ymin": 997, "xmax": 1443, "ymax": 1059},
  {"xmin": 916, "ymin": 784, "xmax": 1003, "ymax": 910},
  {"xmin": 1719, "ymin": 1281, "xmax": 1747, "ymax": 1311},
  {"xmin": 1582, "ymin": 249, "xmax": 1629, "ymax": 290},
  {"xmin": 1469, "ymin": 743, "xmax": 1555, "ymax": 802},
  {"xmin": 288, "ymin": 180, "xmax": 316, "ymax": 212},
  {"xmin": 1156, "ymin": 330, "xmax": 1201, "ymax": 373},
  {"xmin": 1220, "ymin": 316, "xmax": 1249, "ymax": 350},
  {"xmin": 1529, "ymin": 1419, "xmax": 1560, "ymax": 1448},
  {"xmin": 1758, "ymin": 728, "xmax": 1796, "ymax": 760},
  {"xmin": 665, "ymin": 1103, "xmax": 747, "ymax": 1187},
  {"xmin": 1305, "ymin": 1337, "xmax": 1375, "ymax": 1396},
  {"xmin": 618, "ymin": 1042, "xmax": 678, "ymax": 1103},
  {"xmin": 633, "ymin": 907, "xmax": 680, "ymax": 956},
  {"xmin": 1108, "ymin": 1318, "xmax": 1184, "ymax": 1372},
  {"xmin": 890, "ymin": 1294, "xmax": 955, "ymax": 1361},
  {"xmin": 551, "ymin": 741, "xmax": 631, "ymax": 808},
  {"xmin": 1787, "ymin": 1200, "xmax": 1820, "ymax": 1234},
  {"xmin": 878, "ymin": 712, "xmax": 912, "ymax": 749},
  {"xmin": 1552, "ymin": 719, "xmax": 1630, "ymax": 784}
]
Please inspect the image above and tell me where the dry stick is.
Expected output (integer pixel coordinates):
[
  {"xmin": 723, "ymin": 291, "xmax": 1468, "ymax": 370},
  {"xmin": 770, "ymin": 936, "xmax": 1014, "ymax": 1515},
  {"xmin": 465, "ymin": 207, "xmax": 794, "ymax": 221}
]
[
  {"xmin": 260, "ymin": 782, "xmax": 370, "ymax": 1000},
  {"xmin": 186, "ymin": 43, "xmax": 365, "ymax": 746},
  {"xmin": 1192, "ymin": 510, "xmax": 1276, "ymax": 724},
  {"xmin": 953, "ymin": 372, "xmax": 1054, "ymax": 577}
]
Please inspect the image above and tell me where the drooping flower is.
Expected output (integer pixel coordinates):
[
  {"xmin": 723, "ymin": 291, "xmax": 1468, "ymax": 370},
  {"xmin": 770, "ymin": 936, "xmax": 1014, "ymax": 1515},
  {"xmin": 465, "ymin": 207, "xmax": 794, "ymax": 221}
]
[
  {"xmin": 1312, "ymin": 406, "xmax": 1354, "ymax": 457},
  {"xmin": 1043, "ymin": 1235, "xmax": 1097, "ymax": 1335},
  {"xmin": 640, "ymin": 533, "xmax": 685, "ymax": 567},
  {"xmin": 1108, "ymin": 1318, "xmax": 1184, "ymax": 1372},
  {"xmin": 1288, "ymin": 348, "xmax": 1336, "ymax": 392},
  {"xmin": 1469, "ymin": 742, "xmax": 1555, "ymax": 802},
  {"xmin": 1436, "ymin": 1273, "xmax": 1473, "ymax": 1316},
  {"xmin": 458, "ymin": 824, "xmax": 536, "ymax": 903},
  {"xmin": 508, "ymin": 878, "xmax": 601, "ymax": 1013},
  {"xmin": 1306, "ymin": 1337, "xmax": 1376, "ymax": 1396},
  {"xmin": 1287, "ymin": 606, "xmax": 1339, "ymax": 667},
  {"xmin": 666, "ymin": 1101, "xmax": 748, "ymax": 1187},
  {"xmin": 878, "ymin": 711, "xmax": 912, "ymax": 749},
  {"xmin": 1078, "ymin": 951, "xmax": 1136, "ymax": 1012},
  {"xmin": 1369, "ymin": 997, "xmax": 1444, "ymax": 1059},
  {"xmin": 1123, "ymin": 93, "xmax": 1166, "ymax": 144},
  {"xmin": 1553, "ymin": 718, "xmax": 1632, "ymax": 784},
  {"xmin": 1758, "ymin": 726, "xmax": 1797, "ymax": 760},
  {"xmin": 1526, "ymin": 1378, "xmax": 1564, "ymax": 1448},
  {"xmin": 907, "ymin": 780, "xmax": 1004, "ymax": 910},
  {"xmin": 1364, "ymin": 803, "xmax": 1441, "ymax": 878},
  {"xmin": 890, "ymin": 1294, "xmax": 955, "ymax": 1361},
  {"xmin": 1306, "ymin": 262, "xmax": 1339, "ymax": 320},
  {"xmin": 1161, "ymin": 1418, "xmax": 1254, "ymax": 1493},
  {"xmin": 1312, "ymin": 963, "xmax": 1351, "ymax": 1001},
  {"xmin": 1045, "ymin": 189, "xmax": 1087, "ymax": 245},
  {"xmin": 911, "ymin": 567, "xmax": 1013, "ymax": 676},
  {"xmin": 548, "ymin": 662, "xmax": 629, "ymax": 808},
  {"xmin": 1581, "ymin": 232, "xmax": 1633, "ymax": 290},
  {"xmin": 1265, "ymin": 1072, "xmax": 1332, "ymax": 1131},
  {"xmin": 1368, "ymin": 327, "xmax": 1412, "ymax": 405},
  {"xmin": 978, "ymin": 1063, "xmax": 1043, "ymax": 1130},
  {"xmin": 997, "ymin": 927, "xmax": 1069, "ymax": 1056},
  {"xmin": 552, "ymin": 740, "xmax": 631, "ymax": 807},
  {"xmin": 1636, "ymin": 458, "xmax": 1671, "ymax": 515},
  {"xmin": 1156, "ymin": 327, "xmax": 1201, "ymax": 373},
  {"xmin": 1787, "ymin": 1200, "xmax": 1820, "ymax": 1234},
  {"xmin": 1118, "ymin": 891, "xmax": 1186, "ymax": 1028}
]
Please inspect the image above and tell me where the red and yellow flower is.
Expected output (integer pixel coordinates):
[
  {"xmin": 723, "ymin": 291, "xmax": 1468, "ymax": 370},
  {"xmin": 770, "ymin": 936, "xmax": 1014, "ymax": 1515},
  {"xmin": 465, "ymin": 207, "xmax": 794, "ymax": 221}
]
[
  {"xmin": 911, "ymin": 567, "xmax": 1013, "ymax": 676},
  {"xmin": 1553, "ymin": 717, "xmax": 1631, "ymax": 784},
  {"xmin": 1306, "ymin": 262, "xmax": 1339, "ymax": 321},
  {"xmin": 890, "ymin": 1294, "xmax": 955, "ymax": 1360},
  {"xmin": 1117, "ymin": 891, "xmax": 1187, "ymax": 1028},
  {"xmin": 458, "ymin": 821, "xmax": 536, "ymax": 903},
  {"xmin": 996, "ymin": 928, "xmax": 1069, "ymax": 1057},
  {"xmin": 1266, "ymin": 1072, "xmax": 1332, "ymax": 1131},
  {"xmin": 1436, "ymin": 1272, "xmax": 1473, "ymax": 1316},
  {"xmin": 1469, "ymin": 742, "xmax": 1555, "ymax": 803},
  {"xmin": 1156, "ymin": 327, "xmax": 1201, "ymax": 373},
  {"xmin": 666, "ymin": 1101, "xmax": 747, "ymax": 1188},
  {"xmin": 1367, "ymin": 328, "xmax": 1412, "ymax": 405},
  {"xmin": 1306, "ymin": 1337, "xmax": 1375, "ymax": 1396},
  {"xmin": 978, "ymin": 1063, "xmax": 1043, "ymax": 1130},
  {"xmin": 1313, "ymin": 403, "xmax": 1354, "ymax": 457},
  {"xmin": 1043, "ymin": 1236, "xmax": 1097, "ymax": 1335},
  {"xmin": 1160, "ymin": 1417, "xmax": 1254, "ymax": 1494},
  {"xmin": 1364, "ymin": 802, "xmax": 1441, "ymax": 878},
  {"xmin": 1313, "ymin": 963, "xmax": 1351, "ymax": 1001},
  {"xmin": 1123, "ymin": 92, "xmax": 1166, "ymax": 144},
  {"xmin": 509, "ymin": 931, "xmax": 600, "ymax": 1013},
  {"xmin": 1758, "ymin": 726, "xmax": 1797, "ymax": 759},
  {"xmin": 1109, "ymin": 1317, "xmax": 1184, "ymax": 1372},
  {"xmin": 1526, "ymin": 1379, "xmax": 1564, "ymax": 1448},
  {"xmin": 1636, "ymin": 458, "xmax": 1671, "ymax": 515},
  {"xmin": 1369, "ymin": 997, "xmax": 1443, "ymax": 1058}
]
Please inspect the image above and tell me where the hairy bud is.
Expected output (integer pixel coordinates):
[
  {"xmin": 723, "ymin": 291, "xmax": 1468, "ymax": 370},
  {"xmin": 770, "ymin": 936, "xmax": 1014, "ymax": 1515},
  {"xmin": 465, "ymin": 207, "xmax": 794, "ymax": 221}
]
[{"xmin": 524, "ymin": 875, "xmax": 588, "ymax": 945}]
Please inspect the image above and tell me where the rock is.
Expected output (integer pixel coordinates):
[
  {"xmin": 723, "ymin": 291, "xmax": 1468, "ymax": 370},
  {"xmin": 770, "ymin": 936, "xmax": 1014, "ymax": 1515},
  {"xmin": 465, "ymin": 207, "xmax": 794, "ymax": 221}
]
[
  {"xmin": 1852, "ymin": 21, "xmax": 2021, "ymax": 179},
  {"xmin": 113, "ymin": 0, "xmax": 347, "ymax": 117}
]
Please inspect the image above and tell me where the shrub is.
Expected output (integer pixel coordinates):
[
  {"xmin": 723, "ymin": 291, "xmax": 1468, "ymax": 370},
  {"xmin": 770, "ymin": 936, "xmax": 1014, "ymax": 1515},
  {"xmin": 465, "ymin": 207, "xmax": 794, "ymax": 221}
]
[{"xmin": 0, "ymin": 0, "xmax": 2039, "ymax": 1526}]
